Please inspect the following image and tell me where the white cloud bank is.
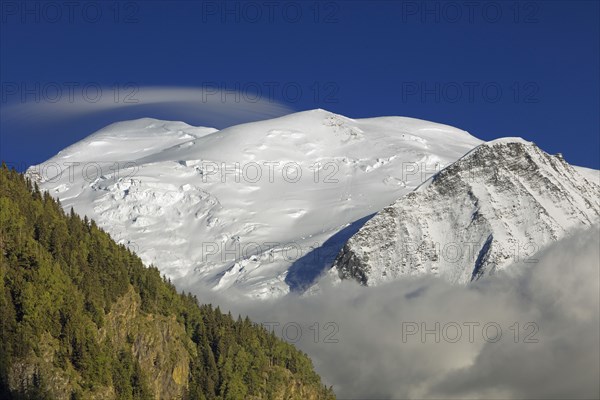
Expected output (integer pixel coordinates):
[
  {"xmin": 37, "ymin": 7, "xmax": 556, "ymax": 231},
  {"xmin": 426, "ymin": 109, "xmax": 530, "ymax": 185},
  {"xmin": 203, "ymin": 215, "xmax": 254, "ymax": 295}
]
[{"xmin": 179, "ymin": 226, "xmax": 600, "ymax": 399}]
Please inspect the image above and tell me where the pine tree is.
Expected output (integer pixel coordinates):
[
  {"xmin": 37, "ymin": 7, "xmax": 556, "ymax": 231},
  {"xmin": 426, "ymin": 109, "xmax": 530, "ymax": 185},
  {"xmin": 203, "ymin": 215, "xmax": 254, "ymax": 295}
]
[{"xmin": 0, "ymin": 167, "xmax": 335, "ymax": 399}]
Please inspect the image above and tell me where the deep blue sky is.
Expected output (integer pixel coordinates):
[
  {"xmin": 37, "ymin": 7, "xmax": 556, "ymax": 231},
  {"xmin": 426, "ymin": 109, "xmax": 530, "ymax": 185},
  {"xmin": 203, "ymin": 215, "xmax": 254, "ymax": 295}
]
[{"xmin": 1, "ymin": 0, "xmax": 599, "ymax": 169}]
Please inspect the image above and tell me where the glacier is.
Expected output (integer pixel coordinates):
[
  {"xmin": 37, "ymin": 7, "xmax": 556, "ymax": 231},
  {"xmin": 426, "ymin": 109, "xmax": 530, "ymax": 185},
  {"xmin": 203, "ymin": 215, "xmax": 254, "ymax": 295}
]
[{"xmin": 27, "ymin": 109, "xmax": 482, "ymax": 298}]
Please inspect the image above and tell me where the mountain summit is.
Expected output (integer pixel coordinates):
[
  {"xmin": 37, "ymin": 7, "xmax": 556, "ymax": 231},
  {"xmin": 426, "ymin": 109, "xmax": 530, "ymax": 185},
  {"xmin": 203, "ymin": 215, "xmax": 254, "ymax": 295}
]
[
  {"xmin": 333, "ymin": 138, "xmax": 600, "ymax": 285},
  {"xmin": 27, "ymin": 110, "xmax": 481, "ymax": 298}
]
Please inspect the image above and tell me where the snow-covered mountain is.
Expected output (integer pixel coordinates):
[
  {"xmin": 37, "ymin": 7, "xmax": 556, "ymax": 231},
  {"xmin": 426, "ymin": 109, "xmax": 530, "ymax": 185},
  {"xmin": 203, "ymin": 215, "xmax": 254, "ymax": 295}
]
[
  {"xmin": 27, "ymin": 110, "xmax": 482, "ymax": 298},
  {"xmin": 333, "ymin": 138, "xmax": 600, "ymax": 285}
]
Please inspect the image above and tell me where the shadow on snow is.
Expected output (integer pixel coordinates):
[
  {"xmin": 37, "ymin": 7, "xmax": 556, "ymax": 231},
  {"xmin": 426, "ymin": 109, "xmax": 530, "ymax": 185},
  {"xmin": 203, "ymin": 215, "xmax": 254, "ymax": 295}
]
[{"xmin": 285, "ymin": 214, "xmax": 375, "ymax": 293}]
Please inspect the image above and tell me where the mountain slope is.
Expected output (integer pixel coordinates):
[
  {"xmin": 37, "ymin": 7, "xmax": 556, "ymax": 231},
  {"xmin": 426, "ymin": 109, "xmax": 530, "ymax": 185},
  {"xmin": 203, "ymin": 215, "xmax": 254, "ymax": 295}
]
[
  {"xmin": 27, "ymin": 110, "xmax": 482, "ymax": 298},
  {"xmin": 0, "ymin": 165, "xmax": 334, "ymax": 399},
  {"xmin": 333, "ymin": 138, "xmax": 600, "ymax": 285}
]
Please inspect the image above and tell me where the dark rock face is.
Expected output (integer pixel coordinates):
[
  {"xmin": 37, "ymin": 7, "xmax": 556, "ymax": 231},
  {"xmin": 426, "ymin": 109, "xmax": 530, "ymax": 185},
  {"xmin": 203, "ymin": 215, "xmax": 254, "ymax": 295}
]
[{"xmin": 334, "ymin": 139, "xmax": 600, "ymax": 286}]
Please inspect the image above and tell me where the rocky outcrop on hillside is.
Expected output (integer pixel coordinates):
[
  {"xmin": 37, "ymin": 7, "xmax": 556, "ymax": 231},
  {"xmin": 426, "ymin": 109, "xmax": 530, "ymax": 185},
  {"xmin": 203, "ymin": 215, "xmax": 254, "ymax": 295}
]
[{"xmin": 334, "ymin": 139, "xmax": 600, "ymax": 285}]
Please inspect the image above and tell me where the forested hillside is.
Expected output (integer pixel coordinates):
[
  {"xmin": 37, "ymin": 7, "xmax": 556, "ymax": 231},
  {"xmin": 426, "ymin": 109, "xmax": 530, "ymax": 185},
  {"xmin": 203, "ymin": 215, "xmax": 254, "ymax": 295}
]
[{"xmin": 0, "ymin": 164, "xmax": 335, "ymax": 399}]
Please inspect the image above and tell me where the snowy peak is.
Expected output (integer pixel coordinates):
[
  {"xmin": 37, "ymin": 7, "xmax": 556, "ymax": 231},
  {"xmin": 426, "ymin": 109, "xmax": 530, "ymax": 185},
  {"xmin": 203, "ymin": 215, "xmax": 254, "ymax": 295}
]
[
  {"xmin": 334, "ymin": 139, "xmax": 600, "ymax": 286},
  {"xmin": 27, "ymin": 110, "xmax": 483, "ymax": 298},
  {"xmin": 47, "ymin": 118, "xmax": 218, "ymax": 167}
]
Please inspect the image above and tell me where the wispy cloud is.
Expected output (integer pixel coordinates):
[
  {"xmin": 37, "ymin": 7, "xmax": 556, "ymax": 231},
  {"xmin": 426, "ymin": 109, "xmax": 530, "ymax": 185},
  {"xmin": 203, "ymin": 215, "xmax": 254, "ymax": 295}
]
[{"xmin": 1, "ymin": 85, "xmax": 294, "ymax": 129}]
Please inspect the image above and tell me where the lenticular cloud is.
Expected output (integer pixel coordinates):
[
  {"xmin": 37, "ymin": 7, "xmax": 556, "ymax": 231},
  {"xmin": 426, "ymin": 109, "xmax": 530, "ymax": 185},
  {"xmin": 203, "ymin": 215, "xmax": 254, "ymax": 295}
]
[{"xmin": 1, "ymin": 85, "xmax": 294, "ymax": 130}]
